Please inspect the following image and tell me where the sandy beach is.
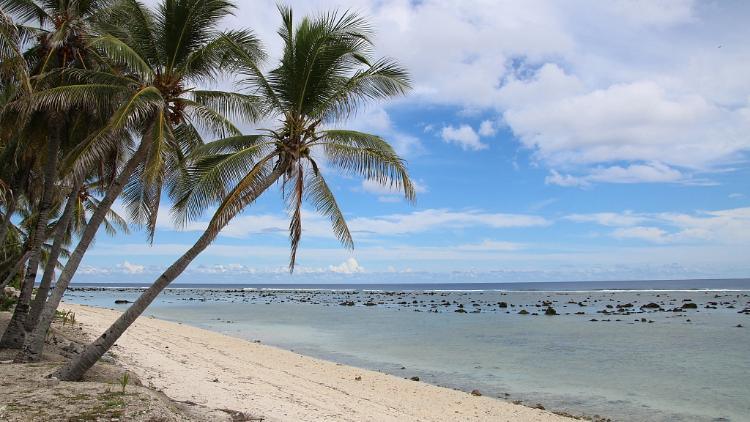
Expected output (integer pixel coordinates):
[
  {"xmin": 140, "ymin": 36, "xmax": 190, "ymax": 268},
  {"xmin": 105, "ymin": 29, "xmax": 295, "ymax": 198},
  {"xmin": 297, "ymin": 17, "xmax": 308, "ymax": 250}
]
[{"xmin": 62, "ymin": 303, "xmax": 576, "ymax": 422}]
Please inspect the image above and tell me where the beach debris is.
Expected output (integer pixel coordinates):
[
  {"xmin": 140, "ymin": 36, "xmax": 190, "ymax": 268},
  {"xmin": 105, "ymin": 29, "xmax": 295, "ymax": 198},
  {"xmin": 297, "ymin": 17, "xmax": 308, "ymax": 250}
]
[
  {"xmin": 470, "ymin": 389, "xmax": 482, "ymax": 396},
  {"xmin": 3, "ymin": 286, "xmax": 20, "ymax": 298},
  {"xmin": 218, "ymin": 408, "xmax": 264, "ymax": 421},
  {"xmin": 354, "ymin": 375, "xmax": 362, "ymax": 381}
]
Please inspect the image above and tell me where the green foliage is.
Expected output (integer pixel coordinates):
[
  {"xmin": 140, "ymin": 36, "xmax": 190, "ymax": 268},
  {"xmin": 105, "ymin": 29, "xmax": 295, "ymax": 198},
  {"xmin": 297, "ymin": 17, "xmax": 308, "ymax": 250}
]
[
  {"xmin": 119, "ymin": 371, "xmax": 130, "ymax": 394},
  {"xmin": 54, "ymin": 309, "xmax": 76, "ymax": 326},
  {"xmin": 173, "ymin": 7, "xmax": 415, "ymax": 272},
  {"xmin": 0, "ymin": 294, "xmax": 15, "ymax": 311}
]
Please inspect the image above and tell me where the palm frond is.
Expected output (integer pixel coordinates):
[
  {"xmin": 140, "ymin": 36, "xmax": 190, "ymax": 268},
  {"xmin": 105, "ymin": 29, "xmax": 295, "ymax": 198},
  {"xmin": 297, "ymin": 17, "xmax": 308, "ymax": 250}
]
[
  {"xmin": 305, "ymin": 169, "xmax": 352, "ymax": 249},
  {"xmin": 319, "ymin": 129, "xmax": 415, "ymax": 202}
]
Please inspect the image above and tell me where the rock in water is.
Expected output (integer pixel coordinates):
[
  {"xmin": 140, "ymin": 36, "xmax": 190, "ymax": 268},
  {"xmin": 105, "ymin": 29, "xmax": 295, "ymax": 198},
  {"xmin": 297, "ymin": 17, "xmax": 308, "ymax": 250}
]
[
  {"xmin": 471, "ymin": 389, "xmax": 482, "ymax": 396},
  {"xmin": 544, "ymin": 307, "xmax": 557, "ymax": 316},
  {"xmin": 114, "ymin": 299, "xmax": 131, "ymax": 304}
]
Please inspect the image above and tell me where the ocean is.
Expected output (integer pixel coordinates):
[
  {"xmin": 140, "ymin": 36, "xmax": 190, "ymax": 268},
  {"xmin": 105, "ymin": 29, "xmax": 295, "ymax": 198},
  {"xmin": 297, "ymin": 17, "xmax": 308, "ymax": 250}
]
[{"xmin": 63, "ymin": 279, "xmax": 750, "ymax": 421}]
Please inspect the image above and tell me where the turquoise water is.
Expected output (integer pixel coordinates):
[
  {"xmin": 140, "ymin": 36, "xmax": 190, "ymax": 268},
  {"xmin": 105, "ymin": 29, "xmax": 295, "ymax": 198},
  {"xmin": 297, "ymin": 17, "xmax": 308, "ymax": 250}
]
[{"xmin": 64, "ymin": 286, "xmax": 750, "ymax": 421}]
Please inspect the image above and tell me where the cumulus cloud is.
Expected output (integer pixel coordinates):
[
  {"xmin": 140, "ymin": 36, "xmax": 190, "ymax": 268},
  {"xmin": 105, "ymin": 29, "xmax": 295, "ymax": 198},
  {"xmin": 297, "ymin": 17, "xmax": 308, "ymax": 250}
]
[
  {"xmin": 142, "ymin": 0, "xmax": 750, "ymax": 185},
  {"xmin": 478, "ymin": 120, "xmax": 497, "ymax": 137},
  {"xmin": 441, "ymin": 124, "xmax": 486, "ymax": 150},
  {"xmin": 329, "ymin": 258, "xmax": 365, "ymax": 274},
  {"xmin": 118, "ymin": 261, "xmax": 145, "ymax": 274}
]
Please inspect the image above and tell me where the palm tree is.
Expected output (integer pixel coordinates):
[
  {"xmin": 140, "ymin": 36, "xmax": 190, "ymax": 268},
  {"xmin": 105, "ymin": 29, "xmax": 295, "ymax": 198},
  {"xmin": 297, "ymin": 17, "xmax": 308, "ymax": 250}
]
[
  {"xmin": 25, "ymin": 177, "xmax": 129, "ymax": 329},
  {"xmin": 0, "ymin": 0, "xmax": 120, "ymax": 348},
  {"xmin": 16, "ymin": 0, "xmax": 261, "ymax": 361},
  {"xmin": 53, "ymin": 6, "xmax": 415, "ymax": 381}
]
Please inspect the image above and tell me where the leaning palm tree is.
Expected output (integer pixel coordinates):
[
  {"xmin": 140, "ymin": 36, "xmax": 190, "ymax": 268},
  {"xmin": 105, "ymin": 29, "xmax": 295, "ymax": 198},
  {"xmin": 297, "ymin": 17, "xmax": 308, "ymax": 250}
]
[
  {"xmin": 52, "ymin": 6, "xmax": 415, "ymax": 381},
  {"xmin": 15, "ymin": 0, "xmax": 262, "ymax": 361},
  {"xmin": 0, "ymin": 0, "xmax": 116, "ymax": 349}
]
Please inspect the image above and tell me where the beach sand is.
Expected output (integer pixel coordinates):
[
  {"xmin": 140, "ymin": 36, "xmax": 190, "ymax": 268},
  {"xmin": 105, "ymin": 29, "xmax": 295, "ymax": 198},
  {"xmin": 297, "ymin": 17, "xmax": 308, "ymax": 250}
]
[{"xmin": 64, "ymin": 303, "xmax": 577, "ymax": 422}]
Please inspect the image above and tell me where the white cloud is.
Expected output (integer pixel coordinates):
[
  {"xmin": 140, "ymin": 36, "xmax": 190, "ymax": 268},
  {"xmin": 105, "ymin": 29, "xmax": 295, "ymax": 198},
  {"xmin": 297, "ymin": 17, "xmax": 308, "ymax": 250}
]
[
  {"xmin": 329, "ymin": 258, "xmax": 365, "ymax": 274},
  {"xmin": 729, "ymin": 193, "xmax": 745, "ymax": 199},
  {"xmin": 441, "ymin": 124, "xmax": 487, "ymax": 151},
  {"xmin": 612, "ymin": 226, "xmax": 669, "ymax": 243},
  {"xmin": 153, "ymin": 208, "xmax": 547, "ymax": 241},
  {"xmin": 478, "ymin": 120, "xmax": 497, "ymax": 137},
  {"xmin": 568, "ymin": 207, "xmax": 750, "ymax": 244},
  {"xmin": 565, "ymin": 212, "xmax": 647, "ymax": 227},
  {"xmin": 118, "ymin": 261, "xmax": 145, "ymax": 274},
  {"xmin": 210, "ymin": 1, "xmax": 750, "ymax": 185},
  {"xmin": 348, "ymin": 209, "xmax": 549, "ymax": 235},
  {"xmin": 548, "ymin": 162, "xmax": 685, "ymax": 186}
]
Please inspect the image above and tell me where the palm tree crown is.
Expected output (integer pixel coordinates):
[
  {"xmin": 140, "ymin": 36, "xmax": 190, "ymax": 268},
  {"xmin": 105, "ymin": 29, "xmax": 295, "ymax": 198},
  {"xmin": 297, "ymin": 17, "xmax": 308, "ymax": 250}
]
[{"xmin": 176, "ymin": 6, "xmax": 415, "ymax": 270}]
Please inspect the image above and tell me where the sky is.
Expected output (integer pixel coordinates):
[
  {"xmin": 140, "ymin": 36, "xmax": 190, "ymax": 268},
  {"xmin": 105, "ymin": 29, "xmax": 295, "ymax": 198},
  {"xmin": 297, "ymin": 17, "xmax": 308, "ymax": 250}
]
[{"xmin": 77, "ymin": 0, "xmax": 750, "ymax": 284}]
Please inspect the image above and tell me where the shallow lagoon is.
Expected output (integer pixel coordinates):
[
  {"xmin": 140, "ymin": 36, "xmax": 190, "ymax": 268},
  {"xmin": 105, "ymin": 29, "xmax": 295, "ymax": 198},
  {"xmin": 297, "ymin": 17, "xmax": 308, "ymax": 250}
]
[{"xmin": 64, "ymin": 284, "xmax": 750, "ymax": 421}]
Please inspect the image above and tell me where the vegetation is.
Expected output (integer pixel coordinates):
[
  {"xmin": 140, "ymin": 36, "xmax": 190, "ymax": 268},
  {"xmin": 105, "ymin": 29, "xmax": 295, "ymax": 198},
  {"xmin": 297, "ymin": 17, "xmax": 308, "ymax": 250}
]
[{"xmin": 0, "ymin": 0, "xmax": 413, "ymax": 383}]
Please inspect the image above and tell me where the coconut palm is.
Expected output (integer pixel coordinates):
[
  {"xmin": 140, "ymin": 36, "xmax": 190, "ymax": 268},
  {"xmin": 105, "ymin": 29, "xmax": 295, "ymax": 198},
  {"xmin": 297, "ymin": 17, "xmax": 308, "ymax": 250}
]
[
  {"xmin": 24, "ymin": 177, "xmax": 129, "ymax": 329},
  {"xmin": 53, "ymin": 6, "xmax": 415, "ymax": 381},
  {"xmin": 0, "ymin": 0, "xmax": 117, "ymax": 348},
  {"xmin": 16, "ymin": 0, "xmax": 263, "ymax": 361}
]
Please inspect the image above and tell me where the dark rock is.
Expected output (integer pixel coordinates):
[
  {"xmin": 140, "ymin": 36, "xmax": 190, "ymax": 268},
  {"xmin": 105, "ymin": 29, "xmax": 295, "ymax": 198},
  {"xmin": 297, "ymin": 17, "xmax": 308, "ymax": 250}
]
[
  {"xmin": 641, "ymin": 303, "xmax": 661, "ymax": 309},
  {"xmin": 518, "ymin": 309, "xmax": 529, "ymax": 315},
  {"xmin": 455, "ymin": 308, "xmax": 467, "ymax": 313},
  {"xmin": 114, "ymin": 299, "xmax": 131, "ymax": 304},
  {"xmin": 544, "ymin": 307, "xmax": 557, "ymax": 316},
  {"xmin": 471, "ymin": 389, "xmax": 482, "ymax": 396},
  {"xmin": 682, "ymin": 303, "xmax": 698, "ymax": 309},
  {"xmin": 339, "ymin": 301, "xmax": 355, "ymax": 306},
  {"xmin": 498, "ymin": 302, "xmax": 508, "ymax": 308},
  {"xmin": 410, "ymin": 376, "xmax": 420, "ymax": 381}
]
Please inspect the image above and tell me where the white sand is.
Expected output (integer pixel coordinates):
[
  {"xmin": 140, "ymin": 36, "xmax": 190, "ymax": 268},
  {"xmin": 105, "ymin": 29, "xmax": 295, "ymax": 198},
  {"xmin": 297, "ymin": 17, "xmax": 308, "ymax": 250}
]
[{"xmin": 65, "ymin": 303, "xmax": 576, "ymax": 422}]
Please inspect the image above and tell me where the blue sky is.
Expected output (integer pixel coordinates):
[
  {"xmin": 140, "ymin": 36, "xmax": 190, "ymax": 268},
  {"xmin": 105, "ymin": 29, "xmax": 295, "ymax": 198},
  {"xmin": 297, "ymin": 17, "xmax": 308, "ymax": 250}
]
[{"xmin": 77, "ymin": 0, "xmax": 750, "ymax": 283}]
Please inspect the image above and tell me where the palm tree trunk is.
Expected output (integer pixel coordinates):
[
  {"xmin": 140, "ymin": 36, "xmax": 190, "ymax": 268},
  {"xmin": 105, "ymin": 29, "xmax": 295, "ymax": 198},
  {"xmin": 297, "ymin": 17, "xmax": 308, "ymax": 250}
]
[
  {"xmin": 14, "ymin": 138, "xmax": 152, "ymax": 362},
  {"xmin": 51, "ymin": 167, "xmax": 284, "ymax": 380},
  {"xmin": 25, "ymin": 180, "xmax": 82, "ymax": 331},
  {"xmin": 0, "ymin": 123, "xmax": 61, "ymax": 349},
  {"xmin": 0, "ymin": 190, "xmax": 17, "ymax": 250},
  {"xmin": 0, "ymin": 250, "xmax": 31, "ymax": 293}
]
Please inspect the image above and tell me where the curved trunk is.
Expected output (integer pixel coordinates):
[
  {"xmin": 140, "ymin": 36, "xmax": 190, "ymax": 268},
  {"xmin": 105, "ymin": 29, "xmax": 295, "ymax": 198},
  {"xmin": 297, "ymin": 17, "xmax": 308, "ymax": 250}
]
[
  {"xmin": 25, "ymin": 180, "xmax": 82, "ymax": 331},
  {"xmin": 0, "ymin": 191, "xmax": 17, "ymax": 251},
  {"xmin": 0, "ymin": 250, "xmax": 31, "ymax": 293},
  {"xmin": 15, "ymin": 138, "xmax": 151, "ymax": 362},
  {"xmin": 0, "ymin": 124, "xmax": 61, "ymax": 349},
  {"xmin": 51, "ymin": 167, "xmax": 284, "ymax": 380}
]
